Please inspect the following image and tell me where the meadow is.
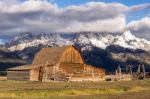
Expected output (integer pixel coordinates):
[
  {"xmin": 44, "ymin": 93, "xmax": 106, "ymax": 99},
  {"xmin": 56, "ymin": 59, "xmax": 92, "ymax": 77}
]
[{"xmin": 0, "ymin": 80, "xmax": 149, "ymax": 99}]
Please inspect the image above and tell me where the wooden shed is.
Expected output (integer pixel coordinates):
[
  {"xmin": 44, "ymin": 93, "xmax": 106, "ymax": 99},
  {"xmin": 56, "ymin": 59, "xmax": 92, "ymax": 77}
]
[{"xmin": 7, "ymin": 45, "xmax": 105, "ymax": 82}]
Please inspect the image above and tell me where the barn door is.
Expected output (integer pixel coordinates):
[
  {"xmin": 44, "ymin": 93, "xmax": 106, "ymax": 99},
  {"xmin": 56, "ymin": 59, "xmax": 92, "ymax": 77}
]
[{"xmin": 38, "ymin": 67, "xmax": 44, "ymax": 82}]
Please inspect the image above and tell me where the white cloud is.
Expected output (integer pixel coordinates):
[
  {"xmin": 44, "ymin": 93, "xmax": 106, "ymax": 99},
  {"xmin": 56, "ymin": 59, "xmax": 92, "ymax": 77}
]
[
  {"xmin": 0, "ymin": 0, "xmax": 57, "ymax": 13},
  {"xmin": 129, "ymin": 3, "xmax": 150, "ymax": 12},
  {"xmin": 59, "ymin": 16, "xmax": 126, "ymax": 33},
  {"xmin": 0, "ymin": 0, "xmax": 128, "ymax": 38},
  {"xmin": 0, "ymin": 39, "xmax": 6, "ymax": 45},
  {"xmin": 0, "ymin": 40, "xmax": 2, "ymax": 45},
  {"xmin": 127, "ymin": 17, "xmax": 150, "ymax": 40},
  {"xmin": 0, "ymin": 0, "xmax": 149, "ymax": 39}
]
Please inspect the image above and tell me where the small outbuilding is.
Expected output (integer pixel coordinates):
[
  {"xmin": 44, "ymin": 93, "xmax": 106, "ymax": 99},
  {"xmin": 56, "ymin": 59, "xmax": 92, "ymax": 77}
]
[{"xmin": 7, "ymin": 45, "xmax": 105, "ymax": 82}]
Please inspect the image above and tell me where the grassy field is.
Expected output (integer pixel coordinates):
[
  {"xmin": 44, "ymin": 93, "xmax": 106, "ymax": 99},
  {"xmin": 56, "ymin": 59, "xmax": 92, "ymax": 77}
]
[{"xmin": 0, "ymin": 80, "xmax": 149, "ymax": 99}]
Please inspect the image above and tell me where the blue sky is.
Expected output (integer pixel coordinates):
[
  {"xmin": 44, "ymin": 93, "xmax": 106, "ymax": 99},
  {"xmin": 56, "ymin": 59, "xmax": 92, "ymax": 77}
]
[
  {"xmin": 48, "ymin": 0, "xmax": 150, "ymax": 7},
  {"xmin": 0, "ymin": 0, "xmax": 149, "ymax": 40}
]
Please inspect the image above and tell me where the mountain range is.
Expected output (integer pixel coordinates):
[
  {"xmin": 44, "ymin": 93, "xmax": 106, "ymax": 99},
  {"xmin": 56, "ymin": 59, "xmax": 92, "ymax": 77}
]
[{"xmin": 1, "ymin": 31, "xmax": 150, "ymax": 71}]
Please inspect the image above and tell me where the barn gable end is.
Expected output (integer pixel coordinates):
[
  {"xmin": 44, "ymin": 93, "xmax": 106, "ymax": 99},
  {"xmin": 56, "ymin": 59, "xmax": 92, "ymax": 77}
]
[{"xmin": 59, "ymin": 46, "xmax": 84, "ymax": 64}]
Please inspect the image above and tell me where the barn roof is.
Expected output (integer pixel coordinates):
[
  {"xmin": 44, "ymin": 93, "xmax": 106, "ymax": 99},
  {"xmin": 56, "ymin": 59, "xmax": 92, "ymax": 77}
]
[
  {"xmin": 7, "ymin": 64, "xmax": 46, "ymax": 70},
  {"xmin": 32, "ymin": 45, "xmax": 74, "ymax": 65},
  {"xmin": 8, "ymin": 45, "xmax": 79, "ymax": 70}
]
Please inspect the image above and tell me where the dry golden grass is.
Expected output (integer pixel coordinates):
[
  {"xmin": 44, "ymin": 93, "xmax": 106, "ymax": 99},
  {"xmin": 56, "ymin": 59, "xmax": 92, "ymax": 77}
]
[{"xmin": 0, "ymin": 80, "xmax": 149, "ymax": 98}]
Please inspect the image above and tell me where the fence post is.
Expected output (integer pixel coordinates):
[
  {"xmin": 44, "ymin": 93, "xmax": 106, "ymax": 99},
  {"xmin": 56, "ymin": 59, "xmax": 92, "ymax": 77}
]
[
  {"xmin": 130, "ymin": 66, "xmax": 133, "ymax": 80},
  {"xmin": 142, "ymin": 64, "xmax": 146, "ymax": 79},
  {"xmin": 115, "ymin": 70, "xmax": 118, "ymax": 80}
]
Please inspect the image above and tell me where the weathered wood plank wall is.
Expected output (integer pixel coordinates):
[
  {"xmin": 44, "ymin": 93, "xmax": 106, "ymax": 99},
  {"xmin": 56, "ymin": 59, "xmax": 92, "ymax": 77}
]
[
  {"xmin": 7, "ymin": 71, "xmax": 30, "ymax": 81},
  {"xmin": 30, "ymin": 68, "xmax": 39, "ymax": 81},
  {"xmin": 60, "ymin": 46, "xmax": 84, "ymax": 64}
]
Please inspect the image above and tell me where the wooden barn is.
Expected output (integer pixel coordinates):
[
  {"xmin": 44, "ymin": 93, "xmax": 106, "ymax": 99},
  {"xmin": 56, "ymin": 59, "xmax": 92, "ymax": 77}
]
[{"xmin": 7, "ymin": 45, "xmax": 105, "ymax": 82}]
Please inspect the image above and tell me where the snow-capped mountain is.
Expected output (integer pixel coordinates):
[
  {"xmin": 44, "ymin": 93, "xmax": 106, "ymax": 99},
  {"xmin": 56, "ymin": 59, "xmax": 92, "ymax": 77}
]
[
  {"xmin": 4, "ymin": 31, "xmax": 150, "ymax": 54},
  {"xmin": 113, "ymin": 31, "xmax": 150, "ymax": 51},
  {"xmin": 6, "ymin": 33, "xmax": 73, "ymax": 51},
  {"xmin": 74, "ymin": 32, "xmax": 114, "ymax": 49},
  {"xmin": 5, "ymin": 31, "xmax": 150, "ymax": 52},
  {"xmin": 2, "ymin": 31, "xmax": 150, "ymax": 71},
  {"xmin": 75, "ymin": 31, "xmax": 150, "ymax": 52}
]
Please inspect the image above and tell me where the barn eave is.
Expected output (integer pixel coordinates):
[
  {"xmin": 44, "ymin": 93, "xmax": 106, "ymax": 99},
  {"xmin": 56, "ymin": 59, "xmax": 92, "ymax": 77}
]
[{"xmin": 7, "ymin": 63, "xmax": 53, "ymax": 71}]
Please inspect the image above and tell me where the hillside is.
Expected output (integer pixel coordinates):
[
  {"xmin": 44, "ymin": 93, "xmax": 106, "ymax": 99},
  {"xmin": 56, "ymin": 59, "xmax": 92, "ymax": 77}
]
[{"xmin": 0, "ymin": 46, "xmax": 26, "ymax": 70}]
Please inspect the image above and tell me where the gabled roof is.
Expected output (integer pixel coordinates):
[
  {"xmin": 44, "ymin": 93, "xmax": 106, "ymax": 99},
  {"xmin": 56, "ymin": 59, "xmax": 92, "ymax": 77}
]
[
  {"xmin": 32, "ymin": 45, "xmax": 73, "ymax": 65},
  {"xmin": 8, "ymin": 45, "xmax": 77, "ymax": 70}
]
